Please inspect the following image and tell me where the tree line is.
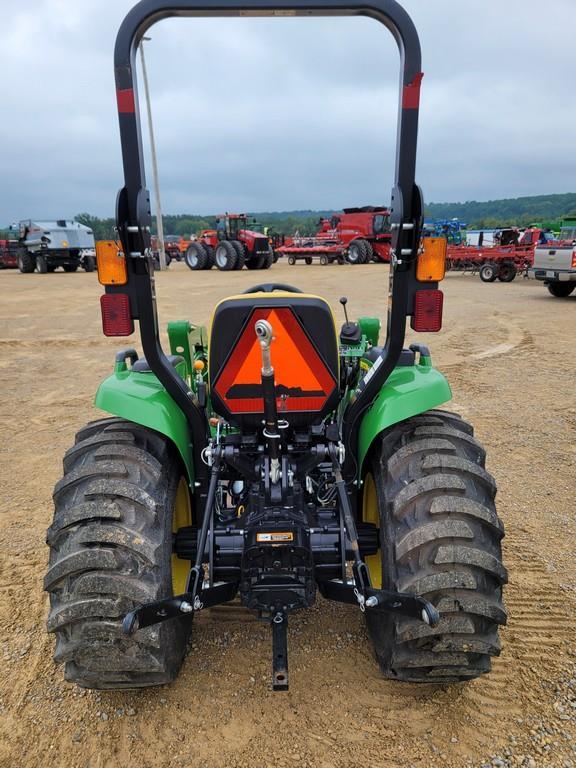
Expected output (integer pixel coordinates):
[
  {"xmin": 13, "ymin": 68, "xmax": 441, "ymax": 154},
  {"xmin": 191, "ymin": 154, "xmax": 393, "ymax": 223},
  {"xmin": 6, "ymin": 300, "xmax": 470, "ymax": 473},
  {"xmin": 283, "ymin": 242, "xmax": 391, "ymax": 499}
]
[{"xmin": 72, "ymin": 193, "xmax": 576, "ymax": 240}]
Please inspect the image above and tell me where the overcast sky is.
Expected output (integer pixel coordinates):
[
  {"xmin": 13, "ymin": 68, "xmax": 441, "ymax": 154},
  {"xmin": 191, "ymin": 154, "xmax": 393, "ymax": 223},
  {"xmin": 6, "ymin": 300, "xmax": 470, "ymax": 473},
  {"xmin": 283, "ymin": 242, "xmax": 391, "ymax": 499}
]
[{"xmin": 0, "ymin": 0, "xmax": 574, "ymax": 222}]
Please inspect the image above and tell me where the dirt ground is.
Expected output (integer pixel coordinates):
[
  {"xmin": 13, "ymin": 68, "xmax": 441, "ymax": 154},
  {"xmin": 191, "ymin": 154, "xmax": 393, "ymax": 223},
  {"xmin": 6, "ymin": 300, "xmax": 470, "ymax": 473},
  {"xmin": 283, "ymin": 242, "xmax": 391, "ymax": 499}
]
[{"xmin": 0, "ymin": 261, "xmax": 575, "ymax": 768}]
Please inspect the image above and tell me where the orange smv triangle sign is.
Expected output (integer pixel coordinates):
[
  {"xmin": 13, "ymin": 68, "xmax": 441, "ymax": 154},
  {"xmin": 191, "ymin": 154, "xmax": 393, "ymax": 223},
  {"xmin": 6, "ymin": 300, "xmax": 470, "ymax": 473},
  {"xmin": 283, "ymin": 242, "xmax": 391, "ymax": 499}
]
[{"xmin": 214, "ymin": 307, "xmax": 336, "ymax": 414}]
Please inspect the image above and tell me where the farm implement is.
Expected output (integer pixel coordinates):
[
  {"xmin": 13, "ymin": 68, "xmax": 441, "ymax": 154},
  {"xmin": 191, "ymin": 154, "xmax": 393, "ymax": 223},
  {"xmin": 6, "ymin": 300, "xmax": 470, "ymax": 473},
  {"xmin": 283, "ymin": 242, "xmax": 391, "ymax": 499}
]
[
  {"xmin": 446, "ymin": 228, "xmax": 553, "ymax": 283},
  {"xmin": 277, "ymin": 206, "xmax": 392, "ymax": 265},
  {"xmin": 44, "ymin": 0, "xmax": 506, "ymax": 692}
]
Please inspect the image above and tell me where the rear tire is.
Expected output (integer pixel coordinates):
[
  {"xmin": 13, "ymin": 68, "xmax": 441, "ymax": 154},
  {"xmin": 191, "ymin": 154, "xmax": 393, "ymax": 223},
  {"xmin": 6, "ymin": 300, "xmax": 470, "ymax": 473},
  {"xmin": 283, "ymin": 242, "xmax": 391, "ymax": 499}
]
[
  {"xmin": 497, "ymin": 263, "xmax": 516, "ymax": 282},
  {"xmin": 18, "ymin": 252, "xmax": 35, "ymax": 273},
  {"xmin": 45, "ymin": 418, "xmax": 192, "ymax": 689},
  {"xmin": 203, "ymin": 244, "xmax": 215, "ymax": 269},
  {"xmin": 185, "ymin": 242, "xmax": 208, "ymax": 271},
  {"xmin": 287, "ymin": 255, "xmax": 296, "ymax": 266},
  {"xmin": 319, "ymin": 254, "xmax": 329, "ymax": 265},
  {"xmin": 363, "ymin": 410, "xmax": 507, "ymax": 683},
  {"xmin": 215, "ymin": 241, "xmax": 238, "ymax": 271},
  {"xmin": 547, "ymin": 282, "xmax": 575, "ymax": 298},
  {"xmin": 36, "ymin": 254, "xmax": 48, "ymax": 273},
  {"xmin": 230, "ymin": 241, "xmax": 246, "ymax": 270},
  {"xmin": 479, "ymin": 263, "xmax": 497, "ymax": 282},
  {"xmin": 83, "ymin": 255, "xmax": 96, "ymax": 273}
]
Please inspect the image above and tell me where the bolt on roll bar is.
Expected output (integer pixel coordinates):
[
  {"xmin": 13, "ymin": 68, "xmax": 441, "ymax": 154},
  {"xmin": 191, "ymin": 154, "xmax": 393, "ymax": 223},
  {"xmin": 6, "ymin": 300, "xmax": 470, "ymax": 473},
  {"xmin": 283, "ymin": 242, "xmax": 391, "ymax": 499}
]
[{"xmin": 111, "ymin": 0, "xmax": 425, "ymax": 484}]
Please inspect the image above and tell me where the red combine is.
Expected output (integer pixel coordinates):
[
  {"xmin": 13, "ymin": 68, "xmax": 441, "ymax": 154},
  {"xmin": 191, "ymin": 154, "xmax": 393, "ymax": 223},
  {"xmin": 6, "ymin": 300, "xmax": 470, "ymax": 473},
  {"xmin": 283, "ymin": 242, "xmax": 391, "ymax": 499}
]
[
  {"xmin": 184, "ymin": 213, "xmax": 273, "ymax": 271},
  {"xmin": 446, "ymin": 227, "xmax": 554, "ymax": 282},
  {"xmin": 276, "ymin": 206, "xmax": 392, "ymax": 265}
]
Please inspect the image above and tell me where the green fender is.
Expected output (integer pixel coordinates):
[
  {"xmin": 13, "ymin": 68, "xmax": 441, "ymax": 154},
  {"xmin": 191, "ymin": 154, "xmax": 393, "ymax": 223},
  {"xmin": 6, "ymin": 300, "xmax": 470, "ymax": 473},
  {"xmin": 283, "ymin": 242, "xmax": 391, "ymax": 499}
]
[
  {"xmin": 94, "ymin": 367, "xmax": 194, "ymax": 483},
  {"xmin": 357, "ymin": 360, "xmax": 452, "ymax": 475}
]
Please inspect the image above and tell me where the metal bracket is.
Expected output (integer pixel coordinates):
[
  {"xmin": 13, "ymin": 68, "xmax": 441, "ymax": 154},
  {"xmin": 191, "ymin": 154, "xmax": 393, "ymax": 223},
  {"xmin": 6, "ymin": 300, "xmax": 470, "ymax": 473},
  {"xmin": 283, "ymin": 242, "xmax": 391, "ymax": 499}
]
[
  {"xmin": 122, "ymin": 581, "xmax": 239, "ymax": 634},
  {"xmin": 317, "ymin": 579, "xmax": 440, "ymax": 626}
]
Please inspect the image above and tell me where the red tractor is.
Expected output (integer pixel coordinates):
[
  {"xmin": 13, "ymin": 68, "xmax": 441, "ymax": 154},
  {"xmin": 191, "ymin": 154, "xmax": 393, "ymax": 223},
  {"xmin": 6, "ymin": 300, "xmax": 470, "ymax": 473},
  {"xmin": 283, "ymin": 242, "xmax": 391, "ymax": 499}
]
[{"xmin": 184, "ymin": 213, "xmax": 274, "ymax": 271}]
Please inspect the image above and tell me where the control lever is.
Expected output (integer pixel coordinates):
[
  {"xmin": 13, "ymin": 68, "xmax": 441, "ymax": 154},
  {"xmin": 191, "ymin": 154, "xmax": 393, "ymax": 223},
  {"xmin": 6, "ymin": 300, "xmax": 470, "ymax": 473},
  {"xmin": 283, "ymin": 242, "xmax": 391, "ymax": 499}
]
[{"xmin": 339, "ymin": 296, "xmax": 361, "ymax": 344}]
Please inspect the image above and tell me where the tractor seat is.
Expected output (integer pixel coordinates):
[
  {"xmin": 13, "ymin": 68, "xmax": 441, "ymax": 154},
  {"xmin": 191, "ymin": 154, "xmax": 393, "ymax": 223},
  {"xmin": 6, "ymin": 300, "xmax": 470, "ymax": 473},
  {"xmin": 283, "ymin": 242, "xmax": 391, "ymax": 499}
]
[
  {"xmin": 209, "ymin": 290, "xmax": 339, "ymax": 427},
  {"xmin": 131, "ymin": 354, "xmax": 184, "ymax": 373}
]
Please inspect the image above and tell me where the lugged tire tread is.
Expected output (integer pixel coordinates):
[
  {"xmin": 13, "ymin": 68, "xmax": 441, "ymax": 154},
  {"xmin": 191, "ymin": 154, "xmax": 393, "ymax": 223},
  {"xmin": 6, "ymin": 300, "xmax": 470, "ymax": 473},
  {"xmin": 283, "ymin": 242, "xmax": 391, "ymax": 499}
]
[
  {"xmin": 434, "ymin": 544, "xmax": 508, "ymax": 583},
  {"xmin": 364, "ymin": 410, "xmax": 506, "ymax": 683},
  {"xmin": 399, "ymin": 570, "xmax": 478, "ymax": 594},
  {"xmin": 53, "ymin": 461, "xmax": 129, "ymax": 499},
  {"xmin": 392, "ymin": 474, "xmax": 466, "ymax": 518},
  {"xmin": 421, "ymin": 454, "xmax": 497, "ymax": 496},
  {"xmin": 46, "ymin": 500, "xmax": 123, "ymax": 543},
  {"xmin": 45, "ymin": 418, "xmax": 190, "ymax": 689},
  {"xmin": 387, "ymin": 438, "xmax": 457, "ymax": 475},
  {"xmin": 430, "ymin": 495, "xmax": 504, "ymax": 535},
  {"xmin": 63, "ymin": 431, "xmax": 136, "ymax": 470},
  {"xmin": 44, "ymin": 549, "xmax": 121, "ymax": 592},
  {"xmin": 412, "ymin": 425, "xmax": 486, "ymax": 461},
  {"xmin": 396, "ymin": 520, "xmax": 474, "ymax": 560}
]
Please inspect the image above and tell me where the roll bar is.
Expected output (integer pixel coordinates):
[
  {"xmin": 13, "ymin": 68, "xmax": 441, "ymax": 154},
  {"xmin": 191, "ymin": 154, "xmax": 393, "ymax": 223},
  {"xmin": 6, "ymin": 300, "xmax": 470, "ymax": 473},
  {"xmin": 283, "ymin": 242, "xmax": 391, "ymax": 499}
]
[{"xmin": 111, "ymin": 0, "xmax": 425, "ymax": 484}]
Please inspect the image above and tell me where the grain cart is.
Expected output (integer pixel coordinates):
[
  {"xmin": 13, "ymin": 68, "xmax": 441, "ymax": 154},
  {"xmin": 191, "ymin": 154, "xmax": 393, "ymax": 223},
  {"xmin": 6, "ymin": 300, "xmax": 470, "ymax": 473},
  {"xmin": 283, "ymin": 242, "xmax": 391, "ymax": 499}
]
[
  {"xmin": 14, "ymin": 220, "xmax": 96, "ymax": 273},
  {"xmin": 44, "ymin": 0, "xmax": 506, "ymax": 691}
]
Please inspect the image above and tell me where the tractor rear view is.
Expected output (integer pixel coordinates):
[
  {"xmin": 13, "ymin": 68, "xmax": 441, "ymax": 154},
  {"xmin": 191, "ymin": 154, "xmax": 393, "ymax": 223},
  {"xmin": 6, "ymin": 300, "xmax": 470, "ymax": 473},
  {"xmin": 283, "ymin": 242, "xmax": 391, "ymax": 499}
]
[
  {"xmin": 44, "ymin": 0, "xmax": 506, "ymax": 692},
  {"xmin": 185, "ymin": 213, "xmax": 274, "ymax": 271}
]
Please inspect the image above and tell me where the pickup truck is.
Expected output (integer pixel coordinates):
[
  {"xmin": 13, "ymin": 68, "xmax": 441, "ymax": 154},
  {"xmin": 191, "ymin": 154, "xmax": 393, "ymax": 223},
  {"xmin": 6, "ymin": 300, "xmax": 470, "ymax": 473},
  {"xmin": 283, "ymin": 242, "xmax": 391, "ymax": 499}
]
[{"xmin": 528, "ymin": 238, "xmax": 576, "ymax": 297}]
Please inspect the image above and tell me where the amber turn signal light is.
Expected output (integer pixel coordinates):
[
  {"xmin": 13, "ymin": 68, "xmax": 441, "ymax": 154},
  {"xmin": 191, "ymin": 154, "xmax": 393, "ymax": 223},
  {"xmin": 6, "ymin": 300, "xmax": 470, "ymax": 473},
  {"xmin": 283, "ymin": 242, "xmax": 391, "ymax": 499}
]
[
  {"xmin": 416, "ymin": 237, "xmax": 447, "ymax": 282},
  {"xmin": 96, "ymin": 241, "xmax": 127, "ymax": 286}
]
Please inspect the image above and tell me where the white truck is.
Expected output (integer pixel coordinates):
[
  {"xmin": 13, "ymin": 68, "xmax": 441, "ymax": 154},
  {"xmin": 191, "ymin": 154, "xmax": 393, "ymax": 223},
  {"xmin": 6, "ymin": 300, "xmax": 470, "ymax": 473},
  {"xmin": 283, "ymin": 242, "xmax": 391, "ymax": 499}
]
[{"xmin": 528, "ymin": 228, "xmax": 576, "ymax": 298}]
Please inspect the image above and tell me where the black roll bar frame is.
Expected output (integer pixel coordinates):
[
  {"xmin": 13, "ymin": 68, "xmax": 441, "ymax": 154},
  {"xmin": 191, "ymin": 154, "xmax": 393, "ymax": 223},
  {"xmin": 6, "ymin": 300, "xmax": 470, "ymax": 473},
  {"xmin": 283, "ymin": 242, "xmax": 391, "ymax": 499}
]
[{"xmin": 110, "ymin": 0, "xmax": 425, "ymax": 485}]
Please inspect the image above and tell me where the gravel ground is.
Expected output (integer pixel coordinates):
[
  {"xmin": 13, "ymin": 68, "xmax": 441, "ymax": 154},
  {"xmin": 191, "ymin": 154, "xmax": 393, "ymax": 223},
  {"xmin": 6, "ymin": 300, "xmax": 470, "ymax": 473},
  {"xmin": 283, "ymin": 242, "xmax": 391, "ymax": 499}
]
[{"xmin": 0, "ymin": 262, "xmax": 574, "ymax": 768}]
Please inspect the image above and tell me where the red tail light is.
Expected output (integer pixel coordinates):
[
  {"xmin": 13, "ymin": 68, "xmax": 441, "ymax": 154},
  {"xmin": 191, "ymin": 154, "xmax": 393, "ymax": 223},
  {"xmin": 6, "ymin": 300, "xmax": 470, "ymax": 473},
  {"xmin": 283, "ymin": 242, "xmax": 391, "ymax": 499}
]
[
  {"xmin": 571, "ymin": 249, "xmax": 576, "ymax": 269},
  {"xmin": 100, "ymin": 293, "xmax": 133, "ymax": 336},
  {"xmin": 411, "ymin": 289, "xmax": 443, "ymax": 332}
]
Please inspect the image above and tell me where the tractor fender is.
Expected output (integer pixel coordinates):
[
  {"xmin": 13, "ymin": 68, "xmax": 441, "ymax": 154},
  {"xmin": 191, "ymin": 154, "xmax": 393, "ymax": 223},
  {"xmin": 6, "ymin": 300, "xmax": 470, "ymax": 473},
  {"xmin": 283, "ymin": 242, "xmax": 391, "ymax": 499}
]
[
  {"xmin": 357, "ymin": 362, "xmax": 451, "ymax": 475},
  {"xmin": 94, "ymin": 370, "xmax": 195, "ymax": 483}
]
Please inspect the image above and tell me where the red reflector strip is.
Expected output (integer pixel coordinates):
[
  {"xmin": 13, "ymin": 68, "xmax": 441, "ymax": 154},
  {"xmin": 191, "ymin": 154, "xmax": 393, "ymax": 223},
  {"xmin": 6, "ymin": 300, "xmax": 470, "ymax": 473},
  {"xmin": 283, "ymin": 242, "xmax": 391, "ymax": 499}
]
[
  {"xmin": 100, "ymin": 293, "xmax": 134, "ymax": 337},
  {"xmin": 411, "ymin": 289, "xmax": 443, "ymax": 333},
  {"xmin": 116, "ymin": 88, "xmax": 135, "ymax": 114},
  {"xmin": 402, "ymin": 72, "xmax": 424, "ymax": 109}
]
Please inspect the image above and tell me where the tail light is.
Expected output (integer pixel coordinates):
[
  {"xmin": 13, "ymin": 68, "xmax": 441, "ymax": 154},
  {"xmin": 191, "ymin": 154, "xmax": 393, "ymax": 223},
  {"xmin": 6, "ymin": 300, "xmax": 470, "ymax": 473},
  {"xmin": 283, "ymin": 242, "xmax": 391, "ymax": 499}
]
[
  {"xmin": 417, "ymin": 237, "xmax": 447, "ymax": 282},
  {"xmin": 96, "ymin": 240, "xmax": 127, "ymax": 285},
  {"xmin": 571, "ymin": 249, "xmax": 576, "ymax": 269},
  {"xmin": 411, "ymin": 290, "xmax": 443, "ymax": 332},
  {"xmin": 100, "ymin": 293, "xmax": 133, "ymax": 336}
]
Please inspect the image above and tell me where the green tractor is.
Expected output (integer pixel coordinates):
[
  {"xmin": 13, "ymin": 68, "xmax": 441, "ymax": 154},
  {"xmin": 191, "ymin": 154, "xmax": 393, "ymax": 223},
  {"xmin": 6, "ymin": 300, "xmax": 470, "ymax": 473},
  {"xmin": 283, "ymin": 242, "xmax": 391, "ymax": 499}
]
[{"xmin": 44, "ymin": 0, "xmax": 506, "ymax": 691}]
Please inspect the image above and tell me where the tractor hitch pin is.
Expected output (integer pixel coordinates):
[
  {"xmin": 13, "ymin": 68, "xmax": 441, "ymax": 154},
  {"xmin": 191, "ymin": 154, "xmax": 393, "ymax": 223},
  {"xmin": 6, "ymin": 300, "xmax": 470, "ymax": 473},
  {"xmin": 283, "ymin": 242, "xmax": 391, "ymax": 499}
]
[{"xmin": 255, "ymin": 320, "xmax": 282, "ymax": 484}]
